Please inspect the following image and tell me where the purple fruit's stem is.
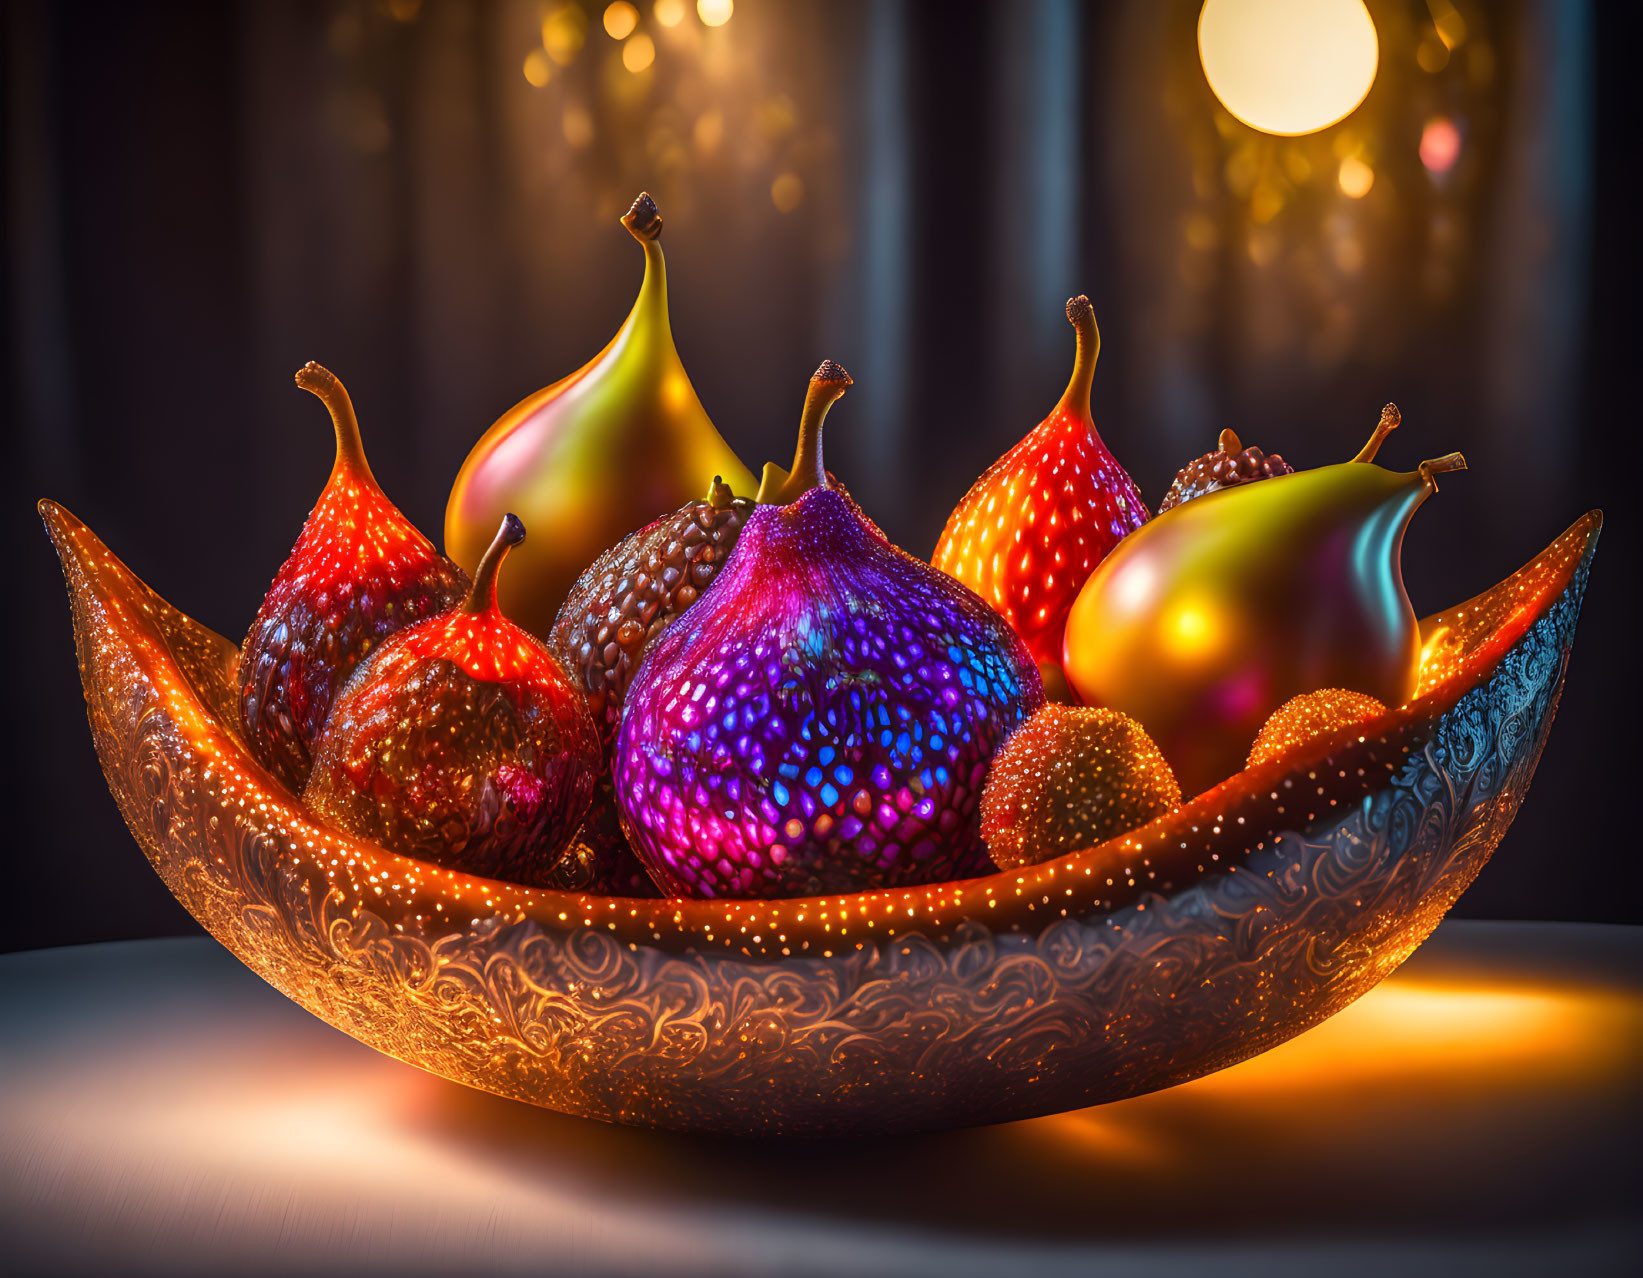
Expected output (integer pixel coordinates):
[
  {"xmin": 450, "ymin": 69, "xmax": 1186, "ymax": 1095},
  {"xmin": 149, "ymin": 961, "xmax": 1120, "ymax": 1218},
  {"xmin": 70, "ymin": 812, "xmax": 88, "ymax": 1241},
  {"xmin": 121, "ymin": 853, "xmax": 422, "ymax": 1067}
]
[
  {"xmin": 1054, "ymin": 295, "xmax": 1101, "ymax": 419},
  {"xmin": 463, "ymin": 513, "xmax": 526, "ymax": 614},
  {"xmin": 756, "ymin": 361, "xmax": 853, "ymax": 505},
  {"xmin": 1352, "ymin": 403, "xmax": 1402, "ymax": 464},
  {"xmin": 295, "ymin": 362, "xmax": 373, "ymax": 483}
]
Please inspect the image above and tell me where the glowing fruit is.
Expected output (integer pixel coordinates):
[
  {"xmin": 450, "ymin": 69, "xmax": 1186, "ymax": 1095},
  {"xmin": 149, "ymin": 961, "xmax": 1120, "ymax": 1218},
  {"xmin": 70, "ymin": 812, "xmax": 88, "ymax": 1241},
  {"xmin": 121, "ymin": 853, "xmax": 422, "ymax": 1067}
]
[
  {"xmin": 445, "ymin": 192, "xmax": 757, "ymax": 638},
  {"xmin": 614, "ymin": 361, "xmax": 1044, "ymax": 898},
  {"xmin": 980, "ymin": 705, "xmax": 1181, "ymax": 871},
  {"xmin": 1248, "ymin": 688, "xmax": 1388, "ymax": 769},
  {"xmin": 1158, "ymin": 427, "xmax": 1294, "ymax": 513},
  {"xmin": 1063, "ymin": 403, "xmax": 1463, "ymax": 796},
  {"xmin": 933, "ymin": 295, "xmax": 1147, "ymax": 685},
  {"xmin": 303, "ymin": 515, "xmax": 598, "ymax": 886},
  {"xmin": 239, "ymin": 363, "xmax": 469, "ymax": 791}
]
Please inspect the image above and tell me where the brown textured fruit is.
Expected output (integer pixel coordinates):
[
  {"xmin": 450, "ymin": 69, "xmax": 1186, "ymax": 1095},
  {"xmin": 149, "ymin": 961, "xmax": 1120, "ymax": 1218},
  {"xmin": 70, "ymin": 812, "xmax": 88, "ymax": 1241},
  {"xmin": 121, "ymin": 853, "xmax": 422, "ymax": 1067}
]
[
  {"xmin": 239, "ymin": 363, "xmax": 468, "ymax": 791},
  {"xmin": 980, "ymin": 704, "xmax": 1182, "ymax": 871},
  {"xmin": 1247, "ymin": 688, "xmax": 1388, "ymax": 769},
  {"xmin": 1158, "ymin": 427, "xmax": 1295, "ymax": 514},
  {"xmin": 303, "ymin": 515, "xmax": 599, "ymax": 886},
  {"xmin": 549, "ymin": 475, "xmax": 755, "ymax": 753},
  {"xmin": 551, "ymin": 468, "xmax": 876, "ymax": 758}
]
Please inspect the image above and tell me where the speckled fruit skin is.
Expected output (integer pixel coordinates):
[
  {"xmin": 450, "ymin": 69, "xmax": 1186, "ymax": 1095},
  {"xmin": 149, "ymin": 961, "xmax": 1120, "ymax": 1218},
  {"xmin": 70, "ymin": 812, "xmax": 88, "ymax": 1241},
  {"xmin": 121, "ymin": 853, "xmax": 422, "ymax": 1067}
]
[
  {"xmin": 304, "ymin": 611, "xmax": 599, "ymax": 888},
  {"xmin": 933, "ymin": 297, "xmax": 1146, "ymax": 675},
  {"xmin": 614, "ymin": 486, "xmax": 1045, "ymax": 899},
  {"xmin": 551, "ymin": 490, "xmax": 755, "ymax": 754},
  {"xmin": 240, "ymin": 497, "xmax": 467, "ymax": 792},
  {"xmin": 980, "ymin": 704, "xmax": 1182, "ymax": 871},
  {"xmin": 1158, "ymin": 429, "xmax": 1294, "ymax": 514},
  {"xmin": 240, "ymin": 365, "xmax": 468, "ymax": 792}
]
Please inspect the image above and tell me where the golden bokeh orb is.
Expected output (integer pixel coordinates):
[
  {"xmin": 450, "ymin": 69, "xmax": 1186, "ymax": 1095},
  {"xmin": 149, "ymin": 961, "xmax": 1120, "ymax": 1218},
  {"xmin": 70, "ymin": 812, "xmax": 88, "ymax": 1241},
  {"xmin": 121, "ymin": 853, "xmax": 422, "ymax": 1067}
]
[{"xmin": 1198, "ymin": 0, "xmax": 1379, "ymax": 136}]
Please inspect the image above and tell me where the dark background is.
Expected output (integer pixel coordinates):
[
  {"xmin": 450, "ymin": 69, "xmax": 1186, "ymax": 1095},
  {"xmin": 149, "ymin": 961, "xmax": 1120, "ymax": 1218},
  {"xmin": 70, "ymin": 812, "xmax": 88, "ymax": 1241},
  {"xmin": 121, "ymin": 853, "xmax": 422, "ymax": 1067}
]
[{"xmin": 4, "ymin": 0, "xmax": 1638, "ymax": 952}]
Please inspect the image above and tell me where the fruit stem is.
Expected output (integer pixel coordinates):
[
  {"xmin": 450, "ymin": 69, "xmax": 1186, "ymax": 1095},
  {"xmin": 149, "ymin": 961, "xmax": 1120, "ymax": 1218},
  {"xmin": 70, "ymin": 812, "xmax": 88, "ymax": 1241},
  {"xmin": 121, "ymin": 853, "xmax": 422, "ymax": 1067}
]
[
  {"xmin": 756, "ymin": 361, "xmax": 853, "ymax": 504},
  {"xmin": 296, "ymin": 362, "xmax": 373, "ymax": 483},
  {"xmin": 621, "ymin": 191, "xmax": 663, "ymax": 243},
  {"xmin": 620, "ymin": 191, "xmax": 670, "ymax": 337},
  {"xmin": 1419, "ymin": 452, "xmax": 1467, "ymax": 491},
  {"xmin": 1218, "ymin": 428, "xmax": 1242, "ymax": 455},
  {"xmin": 706, "ymin": 474, "xmax": 735, "ymax": 509},
  {"xmin": 1352, "ymin": 403, "xmax": 1401, "ymax": 464},
  {"xmin": 1054, "ymin": 295, "xmax": 1101, "ymax": 418},
  {"xmin": 462, "ymin": 513, "xmax": 526, "ymax": 615}
]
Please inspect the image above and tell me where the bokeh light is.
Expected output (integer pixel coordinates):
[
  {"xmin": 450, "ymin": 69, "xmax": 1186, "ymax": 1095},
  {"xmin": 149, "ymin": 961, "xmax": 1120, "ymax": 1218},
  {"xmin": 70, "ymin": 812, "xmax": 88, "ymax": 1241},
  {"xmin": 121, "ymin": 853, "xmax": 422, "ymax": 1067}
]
[
  {"xmin": 522, "ymin": 50, "xmax": 550, "ymax": 88},
  {"xmin": 1337, "ymin": 154, "xmax": 1374, "ymax": 197},
  {"xmin": 1198, "ymin": 0, "xmax": 1379, "ymax": 136},
  {"xmin": 602, "ymin": 3, "xmax": 638, "ymax": 41},
  {"xmin": 698, "ymin": 0, "xmax": 734, "ymax": 29},
  {"xmin": 542, "ymin": 5, "xmax": 588, "ymax": 65},
  {"xmin": 622, "ymin": 32, "xmax": 655, "ymax": 73},
  {"xmin": 1420, "ymin": 116, "xmax": 1463, "ymax": 173},
  {"xmin": 654, "ymin": 0, "xmax": 686, "ymax": 29}
]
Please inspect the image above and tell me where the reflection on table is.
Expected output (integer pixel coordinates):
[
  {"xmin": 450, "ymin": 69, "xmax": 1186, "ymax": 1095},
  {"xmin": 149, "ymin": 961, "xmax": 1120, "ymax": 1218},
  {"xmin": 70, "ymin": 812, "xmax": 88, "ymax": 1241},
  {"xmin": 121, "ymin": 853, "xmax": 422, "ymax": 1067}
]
[{"xmin": 3, "ymin": 920, "xmax": 1639, "ymax": 1277}]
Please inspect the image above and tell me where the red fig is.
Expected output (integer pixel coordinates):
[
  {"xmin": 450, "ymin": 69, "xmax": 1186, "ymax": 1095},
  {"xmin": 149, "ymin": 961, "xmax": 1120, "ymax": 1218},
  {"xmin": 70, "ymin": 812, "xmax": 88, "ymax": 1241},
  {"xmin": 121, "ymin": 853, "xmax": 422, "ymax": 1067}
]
[
  {"xmin": 303, "ymin": 515, "xmax": 599, "ymax": 885},
  {"xmin": 240, "ymin": 363, "xmax": 468, "ymax": 790}
]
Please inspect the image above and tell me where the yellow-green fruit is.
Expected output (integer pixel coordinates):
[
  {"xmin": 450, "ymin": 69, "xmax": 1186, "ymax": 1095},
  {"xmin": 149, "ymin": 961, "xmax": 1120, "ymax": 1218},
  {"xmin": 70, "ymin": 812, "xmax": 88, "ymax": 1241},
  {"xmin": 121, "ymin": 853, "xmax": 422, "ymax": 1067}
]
[
  {"xmin": 1063, "ymin": 405, "xmax": 1463, "ymax": 797},
  {"xmin": 445, "ymin": 193, "xmax": 757, "ymax": 638}
]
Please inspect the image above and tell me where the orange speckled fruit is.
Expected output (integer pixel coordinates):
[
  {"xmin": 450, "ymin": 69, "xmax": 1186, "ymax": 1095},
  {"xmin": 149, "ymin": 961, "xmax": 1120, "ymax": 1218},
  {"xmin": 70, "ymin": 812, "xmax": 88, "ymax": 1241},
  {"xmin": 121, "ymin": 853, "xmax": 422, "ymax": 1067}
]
[
  {"xmin": 1248, "ymin": 688, "xmax": 1389, "ymax": 770},
  {"xmin": 980, "ymin": 704, "xmax": 1181, "ymax": 871},
  {"xmin": 933, "ymin": 296, "xmax": 1147, "ymax": 684}
]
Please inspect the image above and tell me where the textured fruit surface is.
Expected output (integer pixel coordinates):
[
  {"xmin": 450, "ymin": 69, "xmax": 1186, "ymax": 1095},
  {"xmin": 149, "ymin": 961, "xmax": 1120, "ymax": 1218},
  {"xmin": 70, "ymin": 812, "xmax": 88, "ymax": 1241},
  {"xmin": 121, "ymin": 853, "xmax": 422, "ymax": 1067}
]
[
  {"xmin": 1248, "ymin": 688, "xmax": 1388, "ymax": 769},
  {"xmin": 446, "ymin": 193, "xmax": 756, "ymax": 637},
  {"xmin": 617, "ymin": 488, "xmax": 1044, "ymax": 897},
  {"xmin": 545, "ymin": 778, "xmax": 663, "ymax": 897},
  {"xmin": 614, "ymin": 362, "xmax": 1044, "ymax": 898},
  {"xmin": 1064, "ymin": 405, "xmax": 1464, "ymax": 796},
  {"xmin": 933, "ymin": 296, "xmax": 1146, "ymax": 674},
  {"xmin": 304, "ymin": 517, "xmax": 598, "ymax": 886},
  {"xmin": 1158, "ymin": 428, "xmax": 1294, "ymax": 514},
  {"xmin": 550, "ymin": 478, "xmax": 754, "ymax": 753},
  {"xmin": 980, "ymin": 705, "xmax": 1181, "ymax": 870},
  {"xmin": 240, "ymin": 363, "xmax": 468, "ymax": 791}
]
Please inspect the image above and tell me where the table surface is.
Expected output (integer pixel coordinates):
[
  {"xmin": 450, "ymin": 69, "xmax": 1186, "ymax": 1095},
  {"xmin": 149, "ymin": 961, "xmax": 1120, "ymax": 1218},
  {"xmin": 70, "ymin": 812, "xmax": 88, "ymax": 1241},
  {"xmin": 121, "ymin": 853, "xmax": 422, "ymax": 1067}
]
[{"xmin": 3, "ymin": 921, "xmax": 1640, "ymax": 1278}]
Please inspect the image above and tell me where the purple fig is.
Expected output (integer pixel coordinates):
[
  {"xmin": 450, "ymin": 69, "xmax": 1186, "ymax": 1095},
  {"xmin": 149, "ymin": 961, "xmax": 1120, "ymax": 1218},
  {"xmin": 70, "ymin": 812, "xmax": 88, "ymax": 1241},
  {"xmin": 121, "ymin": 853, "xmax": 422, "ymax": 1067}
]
[{"xmin": 613, "ymin": 361, "xmax": 1045, "ymax": 898}]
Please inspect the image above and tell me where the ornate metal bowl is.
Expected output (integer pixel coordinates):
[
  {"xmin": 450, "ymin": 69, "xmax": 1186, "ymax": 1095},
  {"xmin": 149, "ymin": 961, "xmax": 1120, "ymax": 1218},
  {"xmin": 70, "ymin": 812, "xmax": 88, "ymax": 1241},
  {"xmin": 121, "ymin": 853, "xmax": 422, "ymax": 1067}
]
[{"xmin": 42, "ymin": 500, "xmax": 1598, "ymax": 1136}]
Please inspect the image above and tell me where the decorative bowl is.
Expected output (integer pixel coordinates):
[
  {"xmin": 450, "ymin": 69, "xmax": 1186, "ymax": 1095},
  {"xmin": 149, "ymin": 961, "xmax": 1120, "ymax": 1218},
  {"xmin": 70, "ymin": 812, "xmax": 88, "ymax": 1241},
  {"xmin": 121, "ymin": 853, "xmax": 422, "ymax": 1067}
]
[{"xmin": 42, "ymin": 500, "xmax": 1598, "ymax": 1136}]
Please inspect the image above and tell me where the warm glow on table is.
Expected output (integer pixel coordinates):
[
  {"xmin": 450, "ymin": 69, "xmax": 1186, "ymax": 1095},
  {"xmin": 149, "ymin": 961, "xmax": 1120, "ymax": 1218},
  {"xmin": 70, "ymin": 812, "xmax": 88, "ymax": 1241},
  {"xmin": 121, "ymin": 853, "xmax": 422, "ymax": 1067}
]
[
  {"xmin": 1198, "ymin": 0, "xmax": 1379, "ymax": 136},
  {"xmin": 4, "ymin": 922, "xmax": 1638, "ymax": 1274}
]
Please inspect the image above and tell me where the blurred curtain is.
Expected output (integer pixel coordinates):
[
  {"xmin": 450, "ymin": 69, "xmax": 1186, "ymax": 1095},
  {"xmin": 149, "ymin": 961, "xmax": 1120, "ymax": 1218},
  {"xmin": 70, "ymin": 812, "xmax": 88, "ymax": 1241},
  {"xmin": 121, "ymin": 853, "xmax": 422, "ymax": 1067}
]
[{"xmin": 4, "ymin": 0, "xmax": 1620, "ymax": 951}]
